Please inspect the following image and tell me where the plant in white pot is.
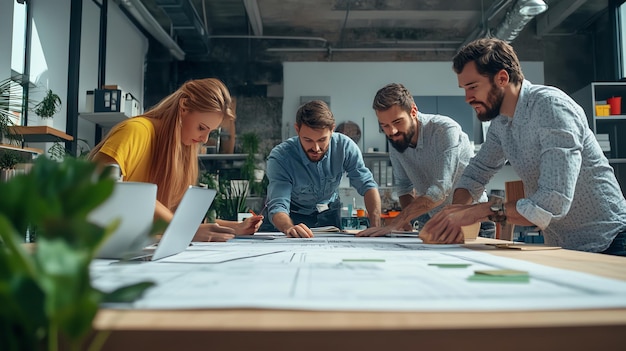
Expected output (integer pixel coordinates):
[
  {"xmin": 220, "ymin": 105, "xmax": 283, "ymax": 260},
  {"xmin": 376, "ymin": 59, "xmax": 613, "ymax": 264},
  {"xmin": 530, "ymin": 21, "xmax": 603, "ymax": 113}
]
[{"xmin": 34, "ymin": 89, "xmax": 62, "ymax": 126}]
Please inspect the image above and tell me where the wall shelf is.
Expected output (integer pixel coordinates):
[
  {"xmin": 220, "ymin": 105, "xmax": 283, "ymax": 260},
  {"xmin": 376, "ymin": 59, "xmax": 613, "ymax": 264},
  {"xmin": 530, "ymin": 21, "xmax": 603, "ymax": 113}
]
[
  {"xmin": 596, "ymin": 115, "xmax": 626, "ymax": 120},
  {"xmin": 0, "ymin": 143, "xmax": 43, "ymax": 154},
  {"xmin": 80, "ymin": 112, "xmax": 128, "ymax": 127},
  {"xmin": 7, "ymin": 126, "xmax": 73, "ymax": 142},
  {"xmin": 573, "ymin": 82, "xmax": 626, "ymax": 197}
]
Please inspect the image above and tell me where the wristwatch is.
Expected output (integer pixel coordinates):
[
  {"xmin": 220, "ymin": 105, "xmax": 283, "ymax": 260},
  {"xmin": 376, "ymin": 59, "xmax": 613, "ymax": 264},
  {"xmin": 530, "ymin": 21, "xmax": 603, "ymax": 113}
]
[{"xmin": 488, "ymin": 197, "xmax": 507, "ymax": 224}]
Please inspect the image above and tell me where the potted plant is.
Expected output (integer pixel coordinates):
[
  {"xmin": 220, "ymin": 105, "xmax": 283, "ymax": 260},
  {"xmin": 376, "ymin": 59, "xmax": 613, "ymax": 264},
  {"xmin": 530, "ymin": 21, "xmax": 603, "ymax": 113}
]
[
  {"xmin": 47, "ymin": 140, "xmax": 68, "ymax": 161},
  {"xmin": 240, "ymin": 132, "xmax": 259, "ymax": 180},
  {"xmin": 34, "ymin": 88, "xmax": 62, "ymax": 126},
  {"xmin": 199, "ymin": 171, "xmax": 249, "ymax": 221},
  {"xmin": 0, "ymin": 156, "xmax": 154, "ymax": 351},
  {"xmin": 240, "ymin": 132, "xmax": 266, "ymax": 195},
  {"xmin": 223, "ymin": 179, "xmax": 249, "ymax": 221},
  {"xmin": 0, "ymin": 150, "xmax": 23, "ymax": 181}
]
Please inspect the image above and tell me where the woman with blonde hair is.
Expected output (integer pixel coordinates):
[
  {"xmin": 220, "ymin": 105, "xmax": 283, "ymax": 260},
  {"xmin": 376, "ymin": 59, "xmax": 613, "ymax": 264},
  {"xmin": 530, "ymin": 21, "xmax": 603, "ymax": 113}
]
[{"xmin": 90, "ymin": 78, "xmax": 263, "ymax": 241}]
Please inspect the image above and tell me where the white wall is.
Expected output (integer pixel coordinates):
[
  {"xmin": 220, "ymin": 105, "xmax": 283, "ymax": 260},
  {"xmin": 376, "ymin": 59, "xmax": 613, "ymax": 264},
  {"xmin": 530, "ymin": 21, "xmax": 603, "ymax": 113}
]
[
  {"xmin": 27, "ymin": 0, "xmax": 71, "ymax": 131},
  {"xmin": 283, "ymin": 61, "xmax": 544, "ymax": 152},
  {"xmin": 76, "ymin": 2, "xmax": 148, "ymax": 149},
  {"xmin": 5, "ymin": 0, "xmax": 147, "ymax": 152},
  {"xmin": 104, "ymin": 3, "xmax": 148, "ymax": 105}
]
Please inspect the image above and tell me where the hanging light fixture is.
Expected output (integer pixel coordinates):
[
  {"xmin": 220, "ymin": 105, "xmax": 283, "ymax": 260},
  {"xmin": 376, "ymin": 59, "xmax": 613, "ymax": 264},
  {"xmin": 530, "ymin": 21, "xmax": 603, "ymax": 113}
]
[{"xmin": 492, "ymin": 0, "xmax": 548, "ymax": 43}]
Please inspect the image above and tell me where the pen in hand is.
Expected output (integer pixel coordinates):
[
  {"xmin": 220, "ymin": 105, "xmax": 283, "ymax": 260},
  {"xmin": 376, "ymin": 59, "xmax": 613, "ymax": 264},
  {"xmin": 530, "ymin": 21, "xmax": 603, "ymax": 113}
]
[{"xmin": 249, "ymin": 203, "xmax": 267, "ymax": 217}]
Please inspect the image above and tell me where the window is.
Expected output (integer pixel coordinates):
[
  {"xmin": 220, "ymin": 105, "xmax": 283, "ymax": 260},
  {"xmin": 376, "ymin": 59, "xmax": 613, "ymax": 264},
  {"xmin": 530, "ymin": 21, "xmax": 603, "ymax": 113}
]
[
  {"xmin": 11, "ymin": 1, "xmax": 26, "ymax": 76},
  {"xmin": 9, "ymin": 1, "xmax": 27, "ymax": 126}
]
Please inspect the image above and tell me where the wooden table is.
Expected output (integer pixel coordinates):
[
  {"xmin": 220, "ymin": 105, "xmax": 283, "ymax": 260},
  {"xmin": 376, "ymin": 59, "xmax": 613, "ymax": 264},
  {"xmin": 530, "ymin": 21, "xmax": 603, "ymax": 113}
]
[{"xmin": 94, "ymin": 238, "xmax": 626, "ymax": 351}]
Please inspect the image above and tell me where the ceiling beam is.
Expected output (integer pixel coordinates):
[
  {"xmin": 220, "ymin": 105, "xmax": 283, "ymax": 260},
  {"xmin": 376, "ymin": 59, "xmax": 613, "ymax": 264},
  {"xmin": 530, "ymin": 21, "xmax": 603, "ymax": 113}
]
[
  {"xmin": 243, "ymin": 0, "xmax": 263, "ymax": 36},
  {"xmin": 536, "ymin": 0, "xmax": 588, "ymax": 36},
  {"xmin": 153, "ymin": 0, "xmax": 210, "ymax": 58}
]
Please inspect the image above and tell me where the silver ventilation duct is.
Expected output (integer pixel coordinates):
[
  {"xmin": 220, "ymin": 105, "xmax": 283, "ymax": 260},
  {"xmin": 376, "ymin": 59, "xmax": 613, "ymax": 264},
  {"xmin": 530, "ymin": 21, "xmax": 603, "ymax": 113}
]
[{"xmin": 492, "ymin": 0, "xmax": 548, "ymax": 42}]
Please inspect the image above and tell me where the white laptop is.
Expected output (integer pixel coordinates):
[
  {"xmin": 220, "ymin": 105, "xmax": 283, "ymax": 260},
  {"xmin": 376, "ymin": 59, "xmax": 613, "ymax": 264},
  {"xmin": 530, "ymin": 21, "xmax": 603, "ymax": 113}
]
[
  {"xmin": 90, "ymin": 182, "xmax": 158, "ymax": 259},
  {"xmin": 91, "ymin": 184, "xmax": 216, "ymax": 261}
]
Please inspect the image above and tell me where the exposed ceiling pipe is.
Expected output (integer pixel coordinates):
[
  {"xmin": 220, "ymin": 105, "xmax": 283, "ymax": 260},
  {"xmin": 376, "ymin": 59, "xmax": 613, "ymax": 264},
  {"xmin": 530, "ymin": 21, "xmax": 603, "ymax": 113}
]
[
  {"xmin": 331, "ymin": 47, "xmax": 459, "ymax": 52},
  {"xmin": 267, "ymin": 47, "xmax": 458, "ymax": 52},
  {"xmin": 460, "ymin": 0, "xmax": 514, "ymax": 48},
  {"xmin": 153, "ymin": 0, "xmax": 209, "ymax": 57},
  {"xmin": 209, "ymin": 36, "xmax": 464, "ymax": 52},
  {"xmin": 209, "ymin": 35, "xmax": 328, "ymax": 45},
  {"xmin": 492, "ymin": 0, "xmax": 549, "ymax": 42},
  {"xmin": 379, "ymin": 40, "xmax": 464, "ymax": 45},
  {"xmin": 119, "ymin": 0, "xmax": 185, "ymax": 60}
]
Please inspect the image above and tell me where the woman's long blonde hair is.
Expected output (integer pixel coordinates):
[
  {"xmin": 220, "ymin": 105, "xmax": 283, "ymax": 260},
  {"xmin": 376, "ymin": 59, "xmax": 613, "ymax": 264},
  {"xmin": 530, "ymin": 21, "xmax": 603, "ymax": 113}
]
[{"xmin": 91, "ymin": 78, "xmax": 234, "ymax": 210}]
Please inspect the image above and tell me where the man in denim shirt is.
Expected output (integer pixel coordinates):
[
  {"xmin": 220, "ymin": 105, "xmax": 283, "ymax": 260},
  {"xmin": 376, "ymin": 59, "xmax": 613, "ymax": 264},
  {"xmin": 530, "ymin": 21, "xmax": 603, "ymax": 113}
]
[
  {"xmin": 263, "ymin": 100, "xmax": 381, "ymax": 237},
  {"xmin": 421, "ymin": 38, "xmax": 626, "ymax": 256}
]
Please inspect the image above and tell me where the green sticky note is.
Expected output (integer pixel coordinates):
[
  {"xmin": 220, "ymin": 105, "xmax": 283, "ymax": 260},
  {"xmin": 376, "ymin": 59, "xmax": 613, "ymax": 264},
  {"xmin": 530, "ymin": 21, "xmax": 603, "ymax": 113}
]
[
  {"xmin": 468, "ymin": 269, "xmax": 530, "ymax": 283},
  {"xmin": 428, "ymin": 263, "xmax": 471, "ymax": 268},
  {"xmin": 342, "ymin": 258, "xmax": 386, "ymax": 262}
]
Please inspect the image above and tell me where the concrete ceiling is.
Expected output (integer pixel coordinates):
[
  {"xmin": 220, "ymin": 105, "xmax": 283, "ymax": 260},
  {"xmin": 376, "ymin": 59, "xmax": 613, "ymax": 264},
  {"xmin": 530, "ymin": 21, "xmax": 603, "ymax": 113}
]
[{"xmin": 136, "ymin": 0, "xmax": 609, "ymax": 62}]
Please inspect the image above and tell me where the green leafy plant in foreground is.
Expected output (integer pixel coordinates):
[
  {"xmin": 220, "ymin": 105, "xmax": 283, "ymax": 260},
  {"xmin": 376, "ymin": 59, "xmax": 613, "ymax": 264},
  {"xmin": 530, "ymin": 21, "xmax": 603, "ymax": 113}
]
[{"xmin": 0, "ymin": 157, "xmax": 155, "ymax": 351}]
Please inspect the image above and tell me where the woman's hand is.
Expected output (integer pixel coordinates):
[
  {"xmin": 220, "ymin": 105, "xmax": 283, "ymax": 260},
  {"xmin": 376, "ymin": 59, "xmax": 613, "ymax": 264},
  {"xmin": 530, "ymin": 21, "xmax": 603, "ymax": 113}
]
[
  {"xmin": 235, "ymin": 215, "xmax": 264, "ymax": 235},
  {"xmin": 193, "ymin": 223, "xmax": 236, "ymax": 242}
]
